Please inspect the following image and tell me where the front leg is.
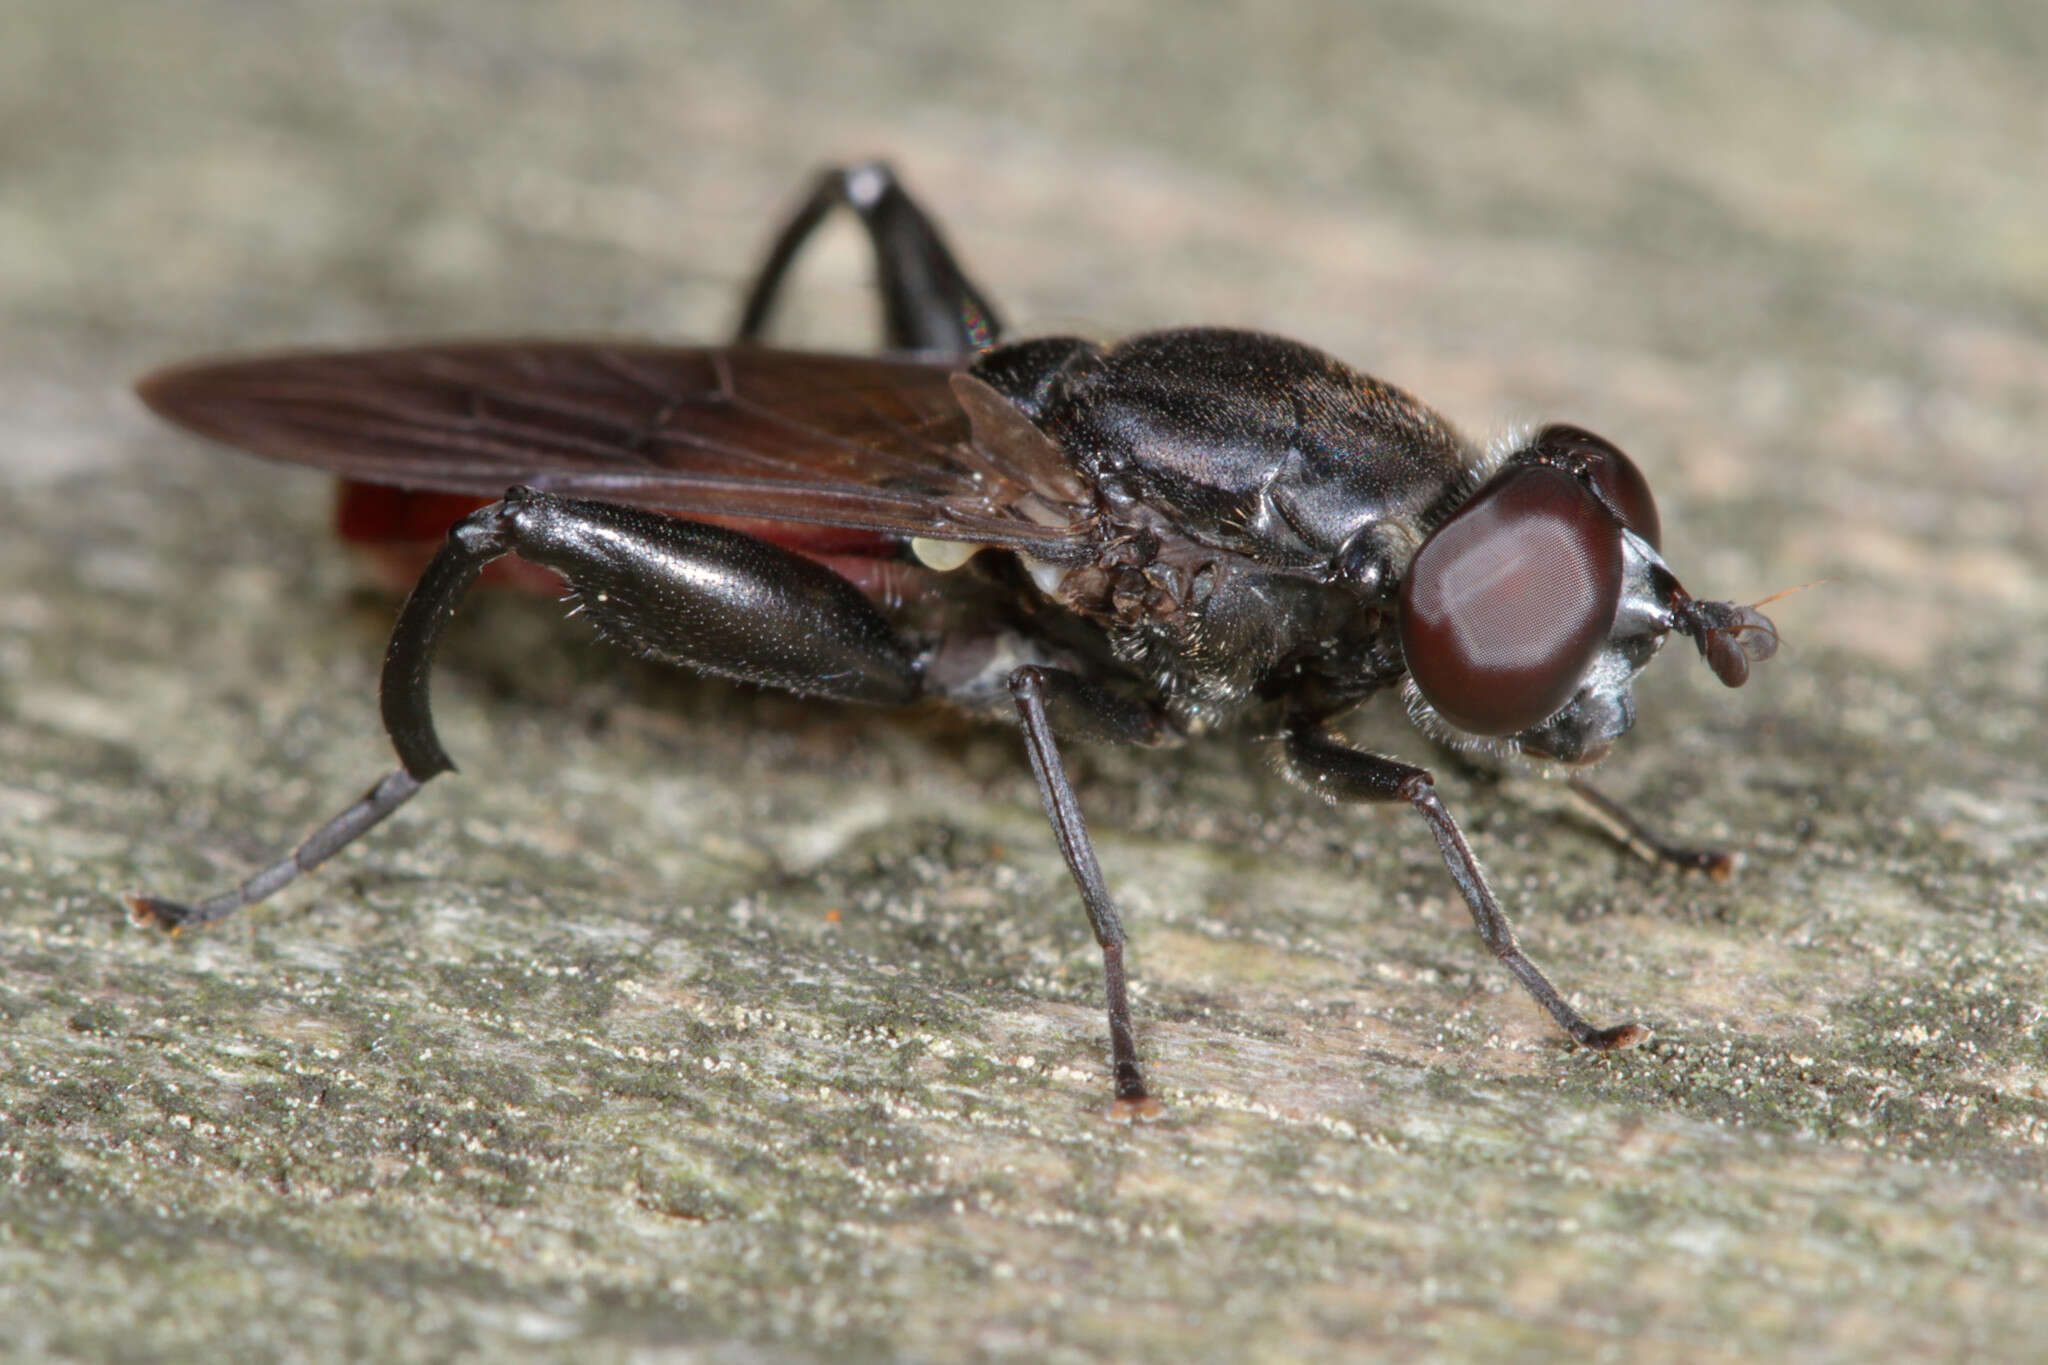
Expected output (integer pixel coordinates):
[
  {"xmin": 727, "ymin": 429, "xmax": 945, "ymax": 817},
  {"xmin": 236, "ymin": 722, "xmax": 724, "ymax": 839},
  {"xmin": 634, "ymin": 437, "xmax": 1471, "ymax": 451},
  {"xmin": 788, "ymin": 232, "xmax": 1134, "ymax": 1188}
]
[
  {"xmin": 1283, "ymin": 725, "xmax": 1648, "ymax": 1051},
  {"xmin": 1009, "ymin": 665, "xmax": 1174, "ymax": 1120},
  {"xmin": 1441, "ymin": 750, "xmax": 1736, "ymax": 880},
  {"xmin": 1566, "ymin": 778, "xmax": 1736, "ymax": 880}
]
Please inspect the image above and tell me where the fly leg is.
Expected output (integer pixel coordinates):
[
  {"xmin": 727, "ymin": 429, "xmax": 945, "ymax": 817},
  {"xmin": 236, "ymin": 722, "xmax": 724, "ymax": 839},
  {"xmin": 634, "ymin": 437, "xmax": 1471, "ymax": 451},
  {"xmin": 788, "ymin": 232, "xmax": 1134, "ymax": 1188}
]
[
  {"xmin": 130, "ymin": 486, "xmax": 924, "ymax": 930},
  {"xmin": 1282, "ymin": 724, "xmax": 1649, "ymax": 1051},
  {"xmin": 1008, "ymin": 665, "xmax": 1174, "ymax": 1119},
  {"xmin": 1565, "ymin": 778, "xmax": 1736, "ymax": 880},
  {"xmin": 1441, "ymin": 746, "xmax": 1736, "ymax": 880},
  {"xmin": 734, "ymin": 162, "xmax": 1004, "ymax": 355}
]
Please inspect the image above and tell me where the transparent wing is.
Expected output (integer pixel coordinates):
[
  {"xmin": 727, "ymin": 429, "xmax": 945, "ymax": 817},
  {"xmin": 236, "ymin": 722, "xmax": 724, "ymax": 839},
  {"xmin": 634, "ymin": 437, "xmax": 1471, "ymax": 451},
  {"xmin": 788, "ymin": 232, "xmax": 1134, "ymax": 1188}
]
[{"xmin": 138, "ymin": 342, "xmax": 1096, "ymax": 554}]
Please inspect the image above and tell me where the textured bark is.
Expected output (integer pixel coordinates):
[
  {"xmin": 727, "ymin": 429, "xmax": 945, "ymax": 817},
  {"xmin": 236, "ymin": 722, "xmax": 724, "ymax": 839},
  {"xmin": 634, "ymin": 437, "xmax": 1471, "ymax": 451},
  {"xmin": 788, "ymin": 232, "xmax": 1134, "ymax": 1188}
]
[{"xmin": 3, "ymin": 3, "xmax": 2044, "ymax": 1360}]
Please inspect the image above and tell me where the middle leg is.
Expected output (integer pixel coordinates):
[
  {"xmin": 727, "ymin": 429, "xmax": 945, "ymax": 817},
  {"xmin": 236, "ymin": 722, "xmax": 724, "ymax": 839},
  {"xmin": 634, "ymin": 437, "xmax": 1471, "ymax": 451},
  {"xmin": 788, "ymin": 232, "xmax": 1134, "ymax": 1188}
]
[{"xmin": 1009, "ymin": 664, "xmax": 1174, "ymax": 1119}]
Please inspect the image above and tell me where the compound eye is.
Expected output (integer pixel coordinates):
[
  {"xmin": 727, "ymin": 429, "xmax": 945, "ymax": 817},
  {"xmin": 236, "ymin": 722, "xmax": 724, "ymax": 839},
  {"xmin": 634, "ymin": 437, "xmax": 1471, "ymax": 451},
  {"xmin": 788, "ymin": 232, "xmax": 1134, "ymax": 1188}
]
[
  {"xmin": 1400, "ymin": 465, "xmax": 1625, "ymax": 736},
  {"xmin": 1535, "ymin": 424, "xmax": 1661, "ymax": 550}
]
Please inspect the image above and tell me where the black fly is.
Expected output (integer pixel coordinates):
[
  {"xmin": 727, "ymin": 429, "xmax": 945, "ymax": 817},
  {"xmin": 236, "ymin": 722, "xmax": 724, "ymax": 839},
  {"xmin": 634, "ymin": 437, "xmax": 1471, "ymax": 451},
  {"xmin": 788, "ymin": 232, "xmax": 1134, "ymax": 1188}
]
[{"xmin": 131, "ymin": 163, "xmax": 1779, "ymax": 1118}]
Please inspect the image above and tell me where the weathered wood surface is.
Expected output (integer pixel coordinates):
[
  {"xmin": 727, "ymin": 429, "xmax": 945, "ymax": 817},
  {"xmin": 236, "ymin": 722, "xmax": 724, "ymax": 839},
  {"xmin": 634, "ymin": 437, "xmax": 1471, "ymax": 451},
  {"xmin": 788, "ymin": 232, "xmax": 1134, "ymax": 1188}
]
[{"xmin": 3, "ymin": 4, "xmax": 2043, "ymax": 1360}]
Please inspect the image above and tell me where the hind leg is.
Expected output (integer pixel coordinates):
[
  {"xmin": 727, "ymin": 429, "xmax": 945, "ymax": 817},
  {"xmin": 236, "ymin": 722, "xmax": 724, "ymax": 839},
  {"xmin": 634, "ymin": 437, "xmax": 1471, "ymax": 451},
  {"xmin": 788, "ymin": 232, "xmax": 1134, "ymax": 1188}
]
[
  {"xmin": 734, "ymin": 162, "xmax": 1004, "ymax": 356},
  {"xmin": 131, "ymin": 487, "xmax": 925, "ymax": 929}
]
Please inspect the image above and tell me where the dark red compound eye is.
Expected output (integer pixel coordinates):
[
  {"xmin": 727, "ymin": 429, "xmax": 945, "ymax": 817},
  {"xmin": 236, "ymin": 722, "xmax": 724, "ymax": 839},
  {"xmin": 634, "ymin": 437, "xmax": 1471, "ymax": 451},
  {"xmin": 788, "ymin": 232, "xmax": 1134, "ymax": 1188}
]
[
  {"xmin": 1400, "ymin": 465, "xmax": 1625, "ymax": 736},
  {"xmin": 1533, "ymin": 424, "xmax": 1660, "ymax": 551}
]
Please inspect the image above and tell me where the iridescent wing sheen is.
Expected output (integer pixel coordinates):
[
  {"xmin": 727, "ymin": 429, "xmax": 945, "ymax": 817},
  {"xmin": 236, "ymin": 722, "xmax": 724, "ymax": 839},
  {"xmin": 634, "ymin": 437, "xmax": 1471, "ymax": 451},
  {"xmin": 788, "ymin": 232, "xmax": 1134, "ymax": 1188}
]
[{"xmin": 137, "ymin": 342, "xmax": 1097, "ymax": 556}]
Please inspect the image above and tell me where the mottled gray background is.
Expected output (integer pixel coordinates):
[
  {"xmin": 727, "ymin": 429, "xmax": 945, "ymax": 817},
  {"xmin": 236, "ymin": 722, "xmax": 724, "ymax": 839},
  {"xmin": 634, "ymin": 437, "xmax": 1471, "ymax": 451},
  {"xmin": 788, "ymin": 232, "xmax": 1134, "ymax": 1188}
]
[{"xmin": 3, "ymin": 2, "xmax": 2045, "ymax": 1361}]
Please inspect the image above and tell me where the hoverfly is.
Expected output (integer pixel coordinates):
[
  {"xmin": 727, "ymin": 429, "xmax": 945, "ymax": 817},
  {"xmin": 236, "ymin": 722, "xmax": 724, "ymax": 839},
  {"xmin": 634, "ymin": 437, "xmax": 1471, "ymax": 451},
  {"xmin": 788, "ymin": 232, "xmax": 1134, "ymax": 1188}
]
[{"xmin": 132, "ymin": 164, "xmax": 1777, "ymax": 1117}]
